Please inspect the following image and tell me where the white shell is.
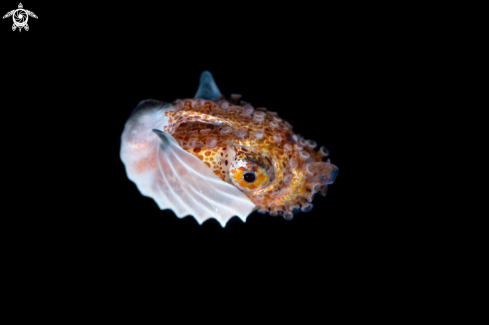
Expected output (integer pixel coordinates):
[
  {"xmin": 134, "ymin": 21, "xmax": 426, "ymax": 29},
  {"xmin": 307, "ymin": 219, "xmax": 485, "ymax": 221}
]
[{"xmin": 120, "ymin": 99, "xmax": 255, "ymax": 226}]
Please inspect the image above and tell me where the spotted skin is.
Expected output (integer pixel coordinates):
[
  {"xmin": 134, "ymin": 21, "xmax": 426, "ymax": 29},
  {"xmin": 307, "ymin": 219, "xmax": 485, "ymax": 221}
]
[{"xmin": 161, "ymin": 98, "xmax": 337, "ymax": 219}]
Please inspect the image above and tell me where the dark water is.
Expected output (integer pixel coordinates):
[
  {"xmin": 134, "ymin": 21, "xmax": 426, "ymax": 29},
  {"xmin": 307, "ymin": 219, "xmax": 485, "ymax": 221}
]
[{"xmin": 2, "ymin": 4, "xmax": 419, "ymax": 296}]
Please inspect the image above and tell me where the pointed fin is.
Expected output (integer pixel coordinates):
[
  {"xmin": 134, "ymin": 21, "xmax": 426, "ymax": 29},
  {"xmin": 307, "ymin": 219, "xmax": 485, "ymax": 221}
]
[
  {"xmin": 3, "ymin": 10, "xmax": 14, "ymax": 19},
  {"xmin": 26, "ymin": 10, "xmax": 37, "ymax": 18},
  {"xmin": 194, "ymin": 71, "xmax": 222, "ymax": 100}
]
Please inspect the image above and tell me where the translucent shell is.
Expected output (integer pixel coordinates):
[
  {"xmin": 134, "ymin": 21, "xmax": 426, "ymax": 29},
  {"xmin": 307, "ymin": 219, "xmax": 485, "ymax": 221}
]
[{"xmin": 120, "ymin": 101, "xmax": 255, "ymax": 226}]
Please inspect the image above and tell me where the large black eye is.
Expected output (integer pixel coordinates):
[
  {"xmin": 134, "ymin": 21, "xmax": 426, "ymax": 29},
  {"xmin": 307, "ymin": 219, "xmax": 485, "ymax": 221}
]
[{"xmin": 243, "ymin": 172, "xmax": 256, "ymax": 183}]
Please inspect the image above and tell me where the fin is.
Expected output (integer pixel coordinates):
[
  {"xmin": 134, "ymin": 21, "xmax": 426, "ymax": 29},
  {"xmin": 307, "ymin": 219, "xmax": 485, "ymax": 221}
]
[
  {"xmin": 12, "ymin": 24, "xmax": 16, "ymax": 31},
  {"xmin": 194, "ymin": 71, "xmax": 222, "ymax": 100},
  {"xmin": 24, "ymin": 23, "xmax": 28, "ymax": 31},
  {"xmin": 3, "ymin": 10, "xmax": 14, "ymax": 19},
  {"xmin": 26, "ymin": 10, "xmax": 38, "ymax": 19}
]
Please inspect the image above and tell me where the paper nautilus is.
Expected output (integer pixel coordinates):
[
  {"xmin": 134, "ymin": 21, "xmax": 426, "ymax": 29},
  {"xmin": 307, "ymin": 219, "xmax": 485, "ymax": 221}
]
[{"xmin": 120, "ymin": 71, "xmax": 338, "ymax": 226}]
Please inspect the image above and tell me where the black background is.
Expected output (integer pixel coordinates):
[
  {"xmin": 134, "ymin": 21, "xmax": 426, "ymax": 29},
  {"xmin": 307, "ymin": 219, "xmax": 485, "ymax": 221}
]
[
  {"xmin": 1, "ymin": 3, "xmax": 412, "ymax": 283},
  {"xmin": 2, "ymin": 4, "xmax": 469, "ymax": 319}
]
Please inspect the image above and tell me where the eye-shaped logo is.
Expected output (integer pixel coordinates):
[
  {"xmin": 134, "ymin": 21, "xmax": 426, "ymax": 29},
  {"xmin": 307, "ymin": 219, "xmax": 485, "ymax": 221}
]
[{"xmin": 3, "ymin": 3, "xmax": 37, "ymax": 32}]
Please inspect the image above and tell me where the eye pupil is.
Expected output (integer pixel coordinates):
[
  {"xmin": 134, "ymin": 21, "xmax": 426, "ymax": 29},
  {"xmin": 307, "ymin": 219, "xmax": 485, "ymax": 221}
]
[{"xmin": 243, "ymin": 172, "xmax": 256, "ymax": 183}]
